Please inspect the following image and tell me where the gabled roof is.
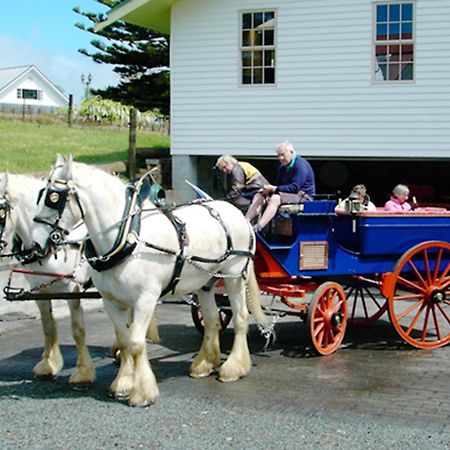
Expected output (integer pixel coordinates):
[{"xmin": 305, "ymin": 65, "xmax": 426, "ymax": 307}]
[
  {"xmin": 94, "ymin": 0, "xmax": 179, "ymax": 34},
  {"xmin": 0, "ymin": 65, "xmax": 69, "ymax": 102}
]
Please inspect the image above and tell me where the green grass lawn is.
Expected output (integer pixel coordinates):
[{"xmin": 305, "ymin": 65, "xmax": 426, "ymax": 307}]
[{"xmin": 0, "ymin": 117, "xmax": 170, "ymax": 173}]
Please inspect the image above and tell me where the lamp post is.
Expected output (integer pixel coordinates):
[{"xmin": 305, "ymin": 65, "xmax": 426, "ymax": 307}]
[{"xmin": 81, "ymin": 73, "xmax": 93, "ymax": 100}]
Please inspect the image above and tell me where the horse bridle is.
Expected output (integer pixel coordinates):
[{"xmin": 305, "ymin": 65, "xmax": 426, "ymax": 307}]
[
  {"xmin": 33, "ymin": 177, "xmax": 85, "ymax": 255},
  {"xmin": 0, "ymin": 196, "xmax": 11, "ymax": 251}
]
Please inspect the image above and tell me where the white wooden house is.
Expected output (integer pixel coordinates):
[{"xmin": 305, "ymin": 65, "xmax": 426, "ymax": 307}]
[
  {"xmin": 96, "ymin": 0, "xmax": 450, "ymax": 202},
  {"xmin": 0, "ymin": 65, "xmax": 69, "ymax": 113}
]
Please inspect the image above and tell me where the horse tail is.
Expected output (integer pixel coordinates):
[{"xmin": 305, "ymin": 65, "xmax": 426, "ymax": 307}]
[{"xmin": 245, "ymin": 262, "xmax": 269, "ymax": 329}]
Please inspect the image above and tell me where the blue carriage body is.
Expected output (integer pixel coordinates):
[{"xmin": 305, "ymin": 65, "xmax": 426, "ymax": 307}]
[{"xmin": 257, "ymin": 200, "xmax": 450, "ymax": 278}]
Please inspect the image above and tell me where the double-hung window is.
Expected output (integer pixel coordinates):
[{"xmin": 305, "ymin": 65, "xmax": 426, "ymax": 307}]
[
  {"xmin": 241, "ymin": 11, "xmax": 276, "ymax": 85},
  {"xmin": 374, "ymin": 2, "xmax": 414, "ymax": 81}
]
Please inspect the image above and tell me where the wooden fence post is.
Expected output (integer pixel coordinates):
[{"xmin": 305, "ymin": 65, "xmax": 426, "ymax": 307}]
[
  {"xmin": 128, "ymin": 108, "xmax": 137, "ymax": 179},
  {"xmin": 67, "ymin": 94, "xmax": 73, "ymax": 128}
]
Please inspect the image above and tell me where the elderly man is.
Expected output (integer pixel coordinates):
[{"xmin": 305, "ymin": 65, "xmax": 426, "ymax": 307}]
[
  {"xmin": 215, "ymin": 155, "xmax": 268, "ymax": 206},
  {"xmin": 245, "ymin": 141, "xmax": 316, "ymax": 231}
]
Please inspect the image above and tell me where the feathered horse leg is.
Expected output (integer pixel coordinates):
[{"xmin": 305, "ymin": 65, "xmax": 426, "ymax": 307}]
[
  {"xmin": 190, "ymin": 289, "xmax": 221, "ymax": 378},
  {"xmin": 33, "ymin": 300, "xmax": 63, "ymax": 378}
]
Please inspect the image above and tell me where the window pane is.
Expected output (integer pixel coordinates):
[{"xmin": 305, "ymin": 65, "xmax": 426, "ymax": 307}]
[
  {"xmin": 401, "ymin": 63, "xmax": 413, "ymax": 80},
  {"xmin": 242, "ymin": 30, "xmax": 251, "ymax": 47},
  {"xmin": 389, "ymin": 4, "xmax": 400, "ymax": 21},
  {"xmin": 264, "ymin": 68, "xmax": 275, "ymax": 84},
  {"xmin": 254, "ymin": 50, "xmax": 263, "ymax": 67},
  {"xmin": 377, "ymin": 5, "xmax": 388, "ymax": 22},
  {"xmin": 388, "ymin": 63, "xmax": 400, "ymax": 80},
  {"xmin": 242, "ymin": 13, "xmax": 252, "ymax": 29},
  {"xmin": 264, "ymin": 29, "xmax": 274, "ymax": 46},
  {"xmin": 402, "ymin": 3, "xmax": 413, "ymax": 21},
  {"xmin": 376, "ymin": 64, "xmax": 388, "ymax": 80},
  {"xmin": 254, "ymin": 12, "xmax": 263, "ymax": 27},
  {"xmin": 389, "ymin": 45, "xmax": 400, "ymax": 62},
  {"xmin": 377, "ymin": 24, "xmax": 387, "ymax": 40},
  {"xmin": 254, "ymin": 30, "xmax": 263, "ymax": 46},
  {"xmin": 242, "ymin": 51, "xmax": 252, "ymax": 67},
  {"xmin": 401, "ymin": 22, "xmax": 413, "ymax": 39},
  {"xmin": 376, "ymin": 45, "xmax": 388, "ymax": 63},
  {"xmin": 264, "ymin": 50, "xmax": 275, "ymax": 67},
  {"xmin": 242, "ymin": 69, "xmax": 252, "ymax": 84},
  {"xmin": 388, "ymin": 22, "xmax": 400, "ymax": 39},
  {"xmin": 401, "ymin": 44, "xmax": 414, "ymax": 62},
  {"xmin": 254, "ymin": 68, "xmax": 263, "ymax": 84},
  {"xmin": 264, "ymin": 11, "xmax": 274, "ymax": 22}
]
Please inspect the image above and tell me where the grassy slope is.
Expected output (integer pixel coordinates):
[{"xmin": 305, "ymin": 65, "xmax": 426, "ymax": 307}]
[{"xmin": 0, "ymin": 118, "xmax": 170, "ymax": 173}]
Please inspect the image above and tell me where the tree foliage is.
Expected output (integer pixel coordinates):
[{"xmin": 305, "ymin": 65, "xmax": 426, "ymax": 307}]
[{"xmin": 74, "ymin": 0, "xmax": 170, "ymax": 115}]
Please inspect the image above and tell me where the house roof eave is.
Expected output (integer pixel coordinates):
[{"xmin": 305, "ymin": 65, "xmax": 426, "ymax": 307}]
[{"xmin": 94, "ymin": 0, "xmax": 179, "ymax": 35}]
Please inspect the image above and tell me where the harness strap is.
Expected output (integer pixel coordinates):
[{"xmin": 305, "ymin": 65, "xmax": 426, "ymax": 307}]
[
  {"xmin": 84, "ymin": 183, "xmax": 141, "ymax": 271},
  {"xmin": 159, "ymin": 207, "xmax": 189, "ymax": 297},
  {"xmin": 143, "ymin": 203, "xmax": 255, "ymax": 297}
]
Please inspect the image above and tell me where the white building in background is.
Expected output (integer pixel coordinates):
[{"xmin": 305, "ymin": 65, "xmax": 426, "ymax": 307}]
[
  {"xmin": 96, "ymin": 0, "xmax": 450, "ymax": 201},
  {"xmin": 0, "ymin": 65, "xmax": 69, "ymax": 113}
]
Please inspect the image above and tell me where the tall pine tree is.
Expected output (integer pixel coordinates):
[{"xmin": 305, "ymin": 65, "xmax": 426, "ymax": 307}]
[{"xmin": 74, "ymin": 0, "xmax": 170, "ymax": 115}]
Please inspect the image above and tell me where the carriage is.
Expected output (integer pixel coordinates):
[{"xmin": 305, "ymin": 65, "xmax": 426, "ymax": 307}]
[
  {"xmin": 2, "ymin": 159, "xmax": 450, "ymax": 406},
  {"xmin": 191, "ymin": 199, "xmax": 450, "ymax": 355}
]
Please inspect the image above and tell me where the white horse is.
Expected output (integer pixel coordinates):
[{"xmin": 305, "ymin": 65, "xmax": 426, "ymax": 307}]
[
  {"xmin": 32, "ymin": 155, "xmax": 269, "ymax": 407},
  {"xmin": 0, "ymin": 173, "xmax": 95, "ymax": 388}
]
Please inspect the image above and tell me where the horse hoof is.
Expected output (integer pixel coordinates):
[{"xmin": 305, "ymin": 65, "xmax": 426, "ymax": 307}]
[
  {"xmin": 128, "ymin": 399, "xmax": 154, "ymax": 408},
  {"xmin": 70, "ymin": 382, "xmax": 92, "ymax": 391},
  {"xmin": 34, "ymin": 374, "xmax": 57, "ymax": 381}
]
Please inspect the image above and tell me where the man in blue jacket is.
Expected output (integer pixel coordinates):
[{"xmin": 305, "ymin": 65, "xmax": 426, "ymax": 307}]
[{"xmin": 245, "ymin": 141, "xmax": 316, "ymax": 231}]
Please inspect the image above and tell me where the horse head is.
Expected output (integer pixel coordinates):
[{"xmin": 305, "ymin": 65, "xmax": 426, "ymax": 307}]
[{"xmin": 32, "ymin": 154, "xmax": 83, "ymax": 257}]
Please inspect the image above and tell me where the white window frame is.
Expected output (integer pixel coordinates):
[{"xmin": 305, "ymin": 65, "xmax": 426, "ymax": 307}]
[
  {"xmin": 372, "ymin": 1, "xmax": 415, "ymax": 83},
  {"xmin": 239, "ymin": 9, "xmax": 277, "ymax": 86}
]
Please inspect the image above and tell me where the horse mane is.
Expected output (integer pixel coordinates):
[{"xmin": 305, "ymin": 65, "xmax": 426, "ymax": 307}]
[
  {"xmin": 72, "ymin": 162, "xmax": 126, "ymax": 192},
  {"xmin": 1, "ymin": 173, "xmax": 43, "ymax": 207}
]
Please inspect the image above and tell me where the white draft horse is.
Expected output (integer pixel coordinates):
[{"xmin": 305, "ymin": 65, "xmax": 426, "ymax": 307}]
[
  {"xmin": 32, "ymin": 155, "xmax": 269, "ymax": 407},
  {"xmin": 0, "ymin": 173, "xmax": 95, "ymax": 388}
]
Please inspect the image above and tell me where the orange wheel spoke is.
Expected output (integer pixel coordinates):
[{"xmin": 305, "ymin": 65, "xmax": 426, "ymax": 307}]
[
  {"xmin": 423, "ymin": 249, "xmax": 432, "ymax": 285},
  {"xmin": 393, "ymin": 293, "xmax": 423, "ymax": 301},
  {"xmin": 437, "ymin": 263, "xmax": 450, "ymax": 285},
  {"xmin": 436, "ymin": 303, "xmax": 450, "ymax": 326},
  {"xmin": 405, "ymin": 303, "xmax": 426, "ymax": 336},
  {"xmin": 313, "ymin": 321, "xmax": 324, "ymax": 337},
  {"xmin": 431, "ymin": 305, "xmax": 441, "ymax": 341},
  {"xmin": 396, "ymin": 275, "xmax": 425, "ymax": 293},
  {"xmin": 330, "ymin": 299, "xmax": 343, "ymax": 314},
  {"xmin": 421, "ymin": 306, "xmax": 431, "ymax": 342},
  {"xmin": 397, "ymin": 299, "xmax": 423, "ymax": 320},
  {"xmin": 440, "ymin": 278, "xmax": 450, "ymax": 290},
  {"xmin": 407, "ymin": 259, "xmax": 427, "ymax": 288},
  {"xmin": 432, "ymin": 248, "xmax": 443, "ymax": 283}
]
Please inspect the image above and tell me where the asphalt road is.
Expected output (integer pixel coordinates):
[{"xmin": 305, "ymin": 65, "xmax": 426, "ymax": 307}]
[{"xmin": 0, "ymin": 297, "xmax": 449, "ymax": 450}]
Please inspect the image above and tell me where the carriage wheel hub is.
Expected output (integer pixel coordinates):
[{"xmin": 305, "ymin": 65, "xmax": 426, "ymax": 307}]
[
  {"xmin": 431, "ymin": 289, "xmax": 445, "ymax": 303},
  {"xmin": 332, "ymin": 312, "xmax": 342, "ymax": 327}
]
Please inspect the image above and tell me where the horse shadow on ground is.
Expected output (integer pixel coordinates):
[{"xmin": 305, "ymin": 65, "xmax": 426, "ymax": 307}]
[
  {"xmin": 0, "ymin": 319, "xmax": 421, "ymax": 404},
  {"xmin": 247, "ymin": 318, "xmax": 415, "ymax": 359}
]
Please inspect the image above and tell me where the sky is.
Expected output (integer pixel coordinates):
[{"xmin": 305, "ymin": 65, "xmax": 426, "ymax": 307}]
[{"xmin": 0, "ymin": 1, "xmax": 121, "ymax": 105}]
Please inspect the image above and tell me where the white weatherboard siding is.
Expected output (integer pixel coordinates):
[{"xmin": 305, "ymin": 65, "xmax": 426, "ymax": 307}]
[{"xmin": 171, "ymin": 0, "xmax": 450, "ymax": 159}]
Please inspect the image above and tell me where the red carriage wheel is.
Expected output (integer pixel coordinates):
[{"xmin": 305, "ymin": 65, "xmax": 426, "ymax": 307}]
[
  {"xmin": 387, "ymin": 241, "xmax": 450, "ymax": 349},
  {"xmin": 307, "ymin": 282, "xmax": 348, "ymax": 355},
  {"xmin": 345, "ymin": 280, "xmax": 387, "ymax": 327},
  {"xmin": 191, "ymin": 294, "xmax": 233, "ymax": 334}
]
